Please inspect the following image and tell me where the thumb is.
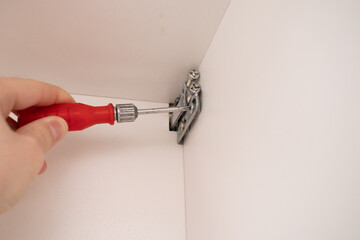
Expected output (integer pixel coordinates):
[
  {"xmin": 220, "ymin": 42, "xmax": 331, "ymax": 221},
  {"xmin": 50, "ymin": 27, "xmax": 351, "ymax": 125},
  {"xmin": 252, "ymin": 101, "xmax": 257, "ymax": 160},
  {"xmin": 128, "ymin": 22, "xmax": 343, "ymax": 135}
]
[{"xmin": 17, "ymin": 116, "xmax": 68, "ymax": 152}]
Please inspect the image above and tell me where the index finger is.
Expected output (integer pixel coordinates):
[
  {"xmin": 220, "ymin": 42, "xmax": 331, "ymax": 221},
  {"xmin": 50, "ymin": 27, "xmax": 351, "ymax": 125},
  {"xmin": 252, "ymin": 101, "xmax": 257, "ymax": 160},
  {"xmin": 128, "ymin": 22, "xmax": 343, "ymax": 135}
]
[{"xmin": 0, "ymin": 78, "xmax": 75, "ymax": 117}]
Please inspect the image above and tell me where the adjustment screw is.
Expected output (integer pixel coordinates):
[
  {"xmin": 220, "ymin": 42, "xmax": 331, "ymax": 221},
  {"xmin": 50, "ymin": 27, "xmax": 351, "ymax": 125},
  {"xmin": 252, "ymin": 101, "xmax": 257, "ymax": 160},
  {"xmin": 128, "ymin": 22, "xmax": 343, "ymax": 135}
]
[
  {"xmin": 187, "ymin": 69, "xmax": 200, "ymax": 86},
  {"xmin": 188, "ymin": 69, "xmax": 200, "ymax": 81},
  {"xmin": 189, "ymin": 82, "xmax": 201, "ymax": 94}
]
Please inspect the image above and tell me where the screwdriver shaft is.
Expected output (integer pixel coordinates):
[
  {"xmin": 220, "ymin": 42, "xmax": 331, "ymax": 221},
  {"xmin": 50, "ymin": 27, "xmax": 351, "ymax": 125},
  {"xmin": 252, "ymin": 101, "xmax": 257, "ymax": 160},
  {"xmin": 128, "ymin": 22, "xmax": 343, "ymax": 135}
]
[{"xmin": 138, "ymin": 106, "xmax": 189, "ymax": 115}]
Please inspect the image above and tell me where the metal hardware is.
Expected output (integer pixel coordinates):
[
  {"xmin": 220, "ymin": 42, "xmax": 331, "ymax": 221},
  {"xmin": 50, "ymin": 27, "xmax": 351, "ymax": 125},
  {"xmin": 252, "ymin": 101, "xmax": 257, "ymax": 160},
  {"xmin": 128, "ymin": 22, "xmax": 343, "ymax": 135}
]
[
  {"xmin": 170, "ymin": 69, "xmax": 202, "ymax": 144},
  {"xmin": 115, "ymin": 103, "xmax": 138, "ymax": 123}
]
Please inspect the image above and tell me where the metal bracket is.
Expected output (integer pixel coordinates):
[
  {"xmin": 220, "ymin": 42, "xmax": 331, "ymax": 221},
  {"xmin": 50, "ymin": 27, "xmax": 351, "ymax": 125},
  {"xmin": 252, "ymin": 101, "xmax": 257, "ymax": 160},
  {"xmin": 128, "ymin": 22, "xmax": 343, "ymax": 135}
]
[{"xmin": 169, "ymin": 69, "xmax": 202, "ymax": 144}]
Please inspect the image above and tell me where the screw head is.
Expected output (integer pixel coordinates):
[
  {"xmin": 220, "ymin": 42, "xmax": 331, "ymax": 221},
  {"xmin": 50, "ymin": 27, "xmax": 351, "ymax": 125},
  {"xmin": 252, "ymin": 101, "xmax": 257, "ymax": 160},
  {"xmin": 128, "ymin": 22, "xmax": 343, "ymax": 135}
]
[
  {"xmin": 189, "ymin": 82, "xmax": 201, "ymax": 94},
  {"xmin": 188, "ymin": 69, "xmax": 200, "ymax": 80}
]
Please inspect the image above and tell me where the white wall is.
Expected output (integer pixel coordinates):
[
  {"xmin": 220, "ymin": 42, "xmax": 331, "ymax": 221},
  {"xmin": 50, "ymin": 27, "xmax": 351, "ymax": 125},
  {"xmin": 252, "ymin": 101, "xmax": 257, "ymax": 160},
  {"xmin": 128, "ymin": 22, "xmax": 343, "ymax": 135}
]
[
  {"xmin": 0, "ymin": 95, "xmax": 186, "ymax": 240},
  {"xmin": 184, "ymin": 0, "xmax": 360, "ymax": 239},
  {"xmin": 0, "ymin": 0, "xmax": 230, "ymax": 102}
]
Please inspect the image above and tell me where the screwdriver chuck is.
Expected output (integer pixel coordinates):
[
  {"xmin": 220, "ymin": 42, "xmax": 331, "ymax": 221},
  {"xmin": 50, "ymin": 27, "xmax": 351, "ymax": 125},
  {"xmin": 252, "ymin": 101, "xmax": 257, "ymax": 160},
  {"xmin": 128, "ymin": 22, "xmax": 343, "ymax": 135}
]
[{"xmin": 114, "ymin": 104, "xmax": 138, "ymax": 123}]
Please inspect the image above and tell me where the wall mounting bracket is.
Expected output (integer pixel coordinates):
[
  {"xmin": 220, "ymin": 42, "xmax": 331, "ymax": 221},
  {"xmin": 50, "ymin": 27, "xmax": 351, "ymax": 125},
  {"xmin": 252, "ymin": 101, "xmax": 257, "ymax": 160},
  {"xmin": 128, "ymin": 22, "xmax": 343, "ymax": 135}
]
[{"xmin": 169, "ymin": 69, "xmax": 202, "ymax": 144}]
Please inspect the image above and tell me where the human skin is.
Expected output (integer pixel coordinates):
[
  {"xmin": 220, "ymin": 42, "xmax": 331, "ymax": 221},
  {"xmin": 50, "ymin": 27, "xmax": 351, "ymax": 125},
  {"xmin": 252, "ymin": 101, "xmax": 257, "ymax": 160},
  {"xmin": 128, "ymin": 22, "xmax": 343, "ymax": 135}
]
[{"xmin": 0, "ymin": 78, "xmax": 75, "ymax": 214}]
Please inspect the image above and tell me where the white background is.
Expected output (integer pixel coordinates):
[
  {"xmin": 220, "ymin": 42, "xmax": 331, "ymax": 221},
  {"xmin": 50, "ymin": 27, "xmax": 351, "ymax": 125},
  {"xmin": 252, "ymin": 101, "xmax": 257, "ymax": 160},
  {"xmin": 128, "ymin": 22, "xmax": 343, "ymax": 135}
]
[
  {"xmin": 0, "ymin": 0, "xmax": 230, "ymax": 102},
  {"xmin": 184, "ymin": 0, "xmax": 360, "ymax": 239}
]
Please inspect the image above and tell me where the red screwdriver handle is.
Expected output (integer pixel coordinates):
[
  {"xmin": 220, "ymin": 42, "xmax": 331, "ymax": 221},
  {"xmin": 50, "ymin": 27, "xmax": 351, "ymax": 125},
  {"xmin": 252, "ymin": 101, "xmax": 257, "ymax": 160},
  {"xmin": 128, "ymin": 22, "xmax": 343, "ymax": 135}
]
[{"xmin": 18, "ymin": 103, "xmax": 115, "ymax": 131}]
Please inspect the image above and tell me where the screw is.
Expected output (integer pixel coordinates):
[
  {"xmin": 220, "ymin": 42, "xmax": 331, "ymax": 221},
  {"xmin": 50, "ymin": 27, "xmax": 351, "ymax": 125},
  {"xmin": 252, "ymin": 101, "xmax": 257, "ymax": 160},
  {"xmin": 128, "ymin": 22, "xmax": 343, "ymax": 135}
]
[
  {"xmin": 188, "ymin": 69, "xmax": 200, "ymax": 81},
  {"xmin": 187, "ymin": 69, "xmax": 200, "ymax": 86},
  {"xmin": 189, "ymin": 82, "xmax": 201, "ymax": 94}
]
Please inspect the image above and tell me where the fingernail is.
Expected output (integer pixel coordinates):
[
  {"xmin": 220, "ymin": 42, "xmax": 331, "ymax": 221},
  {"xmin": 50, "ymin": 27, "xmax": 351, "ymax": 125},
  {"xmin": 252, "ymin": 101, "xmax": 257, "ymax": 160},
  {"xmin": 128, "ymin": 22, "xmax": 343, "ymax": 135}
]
[{"xmin": 49, "ymin": 120, "xmax": 64, "ymax": 141}]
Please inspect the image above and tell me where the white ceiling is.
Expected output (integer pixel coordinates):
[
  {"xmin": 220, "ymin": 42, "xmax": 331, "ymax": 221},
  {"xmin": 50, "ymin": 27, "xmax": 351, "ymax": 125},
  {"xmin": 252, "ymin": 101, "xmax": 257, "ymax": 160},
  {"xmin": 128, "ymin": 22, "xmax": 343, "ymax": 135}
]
[{"xmin": 0, "ymin": 0, "xmax": 230, "ymax": 103}]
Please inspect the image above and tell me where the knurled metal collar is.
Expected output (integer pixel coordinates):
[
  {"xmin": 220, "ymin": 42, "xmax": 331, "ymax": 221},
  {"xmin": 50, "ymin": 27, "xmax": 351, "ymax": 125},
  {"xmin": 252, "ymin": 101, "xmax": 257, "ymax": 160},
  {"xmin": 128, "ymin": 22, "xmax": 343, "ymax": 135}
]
[{"xmin": 115, "ymin": 104, "xmax": 138, "ymax": 123}]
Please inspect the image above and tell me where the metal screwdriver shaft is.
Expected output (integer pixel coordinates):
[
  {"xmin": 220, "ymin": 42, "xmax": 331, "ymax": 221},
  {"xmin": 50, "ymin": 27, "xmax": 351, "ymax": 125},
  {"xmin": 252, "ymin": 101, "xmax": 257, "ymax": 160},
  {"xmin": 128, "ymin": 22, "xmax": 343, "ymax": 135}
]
[
  {"xmin": 114, "ymin": 104, "xmax": 189, "ymax": 123},
  {"xmin": 138, "ymin": 106, "xmax": 189, "ymax": 115}
]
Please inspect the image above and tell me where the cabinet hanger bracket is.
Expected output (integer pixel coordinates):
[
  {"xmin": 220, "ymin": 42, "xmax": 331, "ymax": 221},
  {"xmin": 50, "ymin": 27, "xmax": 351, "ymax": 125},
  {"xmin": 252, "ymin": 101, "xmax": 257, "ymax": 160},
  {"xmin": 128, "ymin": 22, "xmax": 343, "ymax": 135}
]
[{"xmin": 169, "ymin": 69, "xmax": 202, "ymax": 144}]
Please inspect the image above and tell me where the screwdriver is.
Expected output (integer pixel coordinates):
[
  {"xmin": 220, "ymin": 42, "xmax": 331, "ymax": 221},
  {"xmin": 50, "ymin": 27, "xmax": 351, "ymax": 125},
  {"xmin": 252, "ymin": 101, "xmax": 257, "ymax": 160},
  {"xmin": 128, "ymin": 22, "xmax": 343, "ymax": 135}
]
[{"xmin": 18, "ymin": 103, "xmax": 189, "ymax": 131}]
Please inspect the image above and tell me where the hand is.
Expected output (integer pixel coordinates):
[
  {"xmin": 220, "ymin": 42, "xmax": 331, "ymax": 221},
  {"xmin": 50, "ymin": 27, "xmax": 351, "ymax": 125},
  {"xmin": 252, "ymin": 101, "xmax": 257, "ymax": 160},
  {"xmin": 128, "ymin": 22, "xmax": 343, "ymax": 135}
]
[{"xmin": 0, "ymin": 78, "xmax": 75, "ymax": 214}]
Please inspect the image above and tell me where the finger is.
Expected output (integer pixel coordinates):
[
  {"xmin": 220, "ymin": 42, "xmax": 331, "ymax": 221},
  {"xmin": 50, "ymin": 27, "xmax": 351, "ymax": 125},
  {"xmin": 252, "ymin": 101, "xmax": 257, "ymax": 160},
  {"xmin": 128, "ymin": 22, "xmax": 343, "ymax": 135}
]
[
  {"xmin": 0, "ymin": 78, "xmax": 75, "ymax": 117},
  {"xmin": 16, "ymin": 116, "xmax": 68, "ymax": 153},
  {"xmin": 6, "ymin": 117, "xmax": 18, "ymax": 130}
]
